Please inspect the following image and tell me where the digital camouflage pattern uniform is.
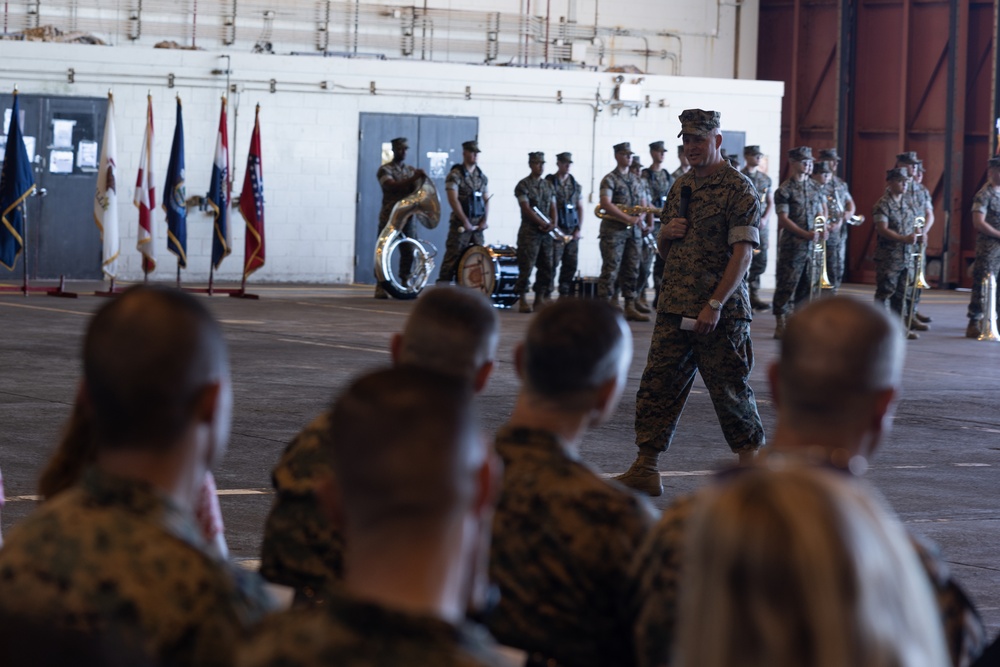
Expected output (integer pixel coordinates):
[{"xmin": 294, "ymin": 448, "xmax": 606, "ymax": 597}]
[
  {"xmin": 0, "ymin": 467, "xmax": 274, "ymax": 667},
  {"xmin": 488, "ymin": 426, "xmax": 656, "ymax": 667},
  {"xmin": 633, "ymin": 166, "xmax": 764, "ymax": 455},
  {"xmin": 546, "ymin": 171, "xmax": 583, "ymax": 296},
  {"xmin": 260, "ymin": 410, "xmax": 343, "ymax": 605},
  {"xmin": 641, "ymin": 166, "xmax": 673, "ymax": 302},
  {"xmin": 376, "ymin": 160, "xmax": 418, "ymax": 284},
  {"xmin": 240, "ymin": 589, "xmax": 507, "ymax": 667},
  {"xmin": 627, "ymin": 469, "xmax": 987, "ymax": 667},
  {"xmin": 513, "ymin": 173, "xmax": 557, "ymax": 298},
  {"xmin": 772, "ymin": 177, "xmax": 826, "ymax": 316},
  {"xmin": 823, "ymin": 175, "xmax": 852, "ymax": 291},
  {"xmin": 873, "ymin": 187, "xmax": 919, "ymax": 317},
  {"xmin": 598, "ymin": 168, "xmax": 645, "ymax": 300},
  {"xmin": 741, "ymin": 166, "xmax": 772, "ymax": 296},
  {"xmin": 439, "ymin": 164, "xmax": 489, "ymax": 282},
  {"xmin": 966, "ymin": 183, "xmax": 1000, "ymax": 322}
]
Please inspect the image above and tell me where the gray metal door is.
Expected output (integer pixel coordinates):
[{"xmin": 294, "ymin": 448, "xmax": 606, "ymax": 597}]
[
  {"xmin": 354, "ymin": 112, "xmax": 477, "ymax": 285},
  {"xmin": 0, "ymin": 93, "xmax": 105, "ymax": 281}
]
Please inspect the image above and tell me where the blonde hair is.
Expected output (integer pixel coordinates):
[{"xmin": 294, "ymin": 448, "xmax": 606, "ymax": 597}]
[{"xmin": 677, "ymin": 467, "xmax": 948, "ymax": 667}]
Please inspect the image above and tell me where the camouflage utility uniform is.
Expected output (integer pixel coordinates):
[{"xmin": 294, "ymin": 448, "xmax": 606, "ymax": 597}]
[
  {"xmin": 513, "ymin": 174, "xmax": 557, "ymax": 299},
  {"xmin": 966, "ymin": 184, "xmax": 1000, "ymax": 322},
  {"xmin": 597, "ymin": 169, "xmax": 645, "ymax": 301},
  {"xmin": 376, "ymin": 160, "xmax": 418, "ymax": 285},
  {"xmin": 260, "ymin": 410, "xmax": 343, "ymax": 605},
  {"xmin": 873, "ymin": 189, "xmax": 918, "ymax": 317},
  {"xmin": 439, "ymin": 164, "xmax": 489, "ymax": 282},
  {"xmin": 634, "ymin": 167, "xmax": 764, "ymax": 456},
  {"xmin": 240, "ymin": 589, "xmax": 506, "ymax": 667},
  {"xmin": 628, "ymin": 469, "xmax": 987, "ymax": 667},
  {"xmin": 641, "ymin": 166, "xmax": 672, "ymax": 304},
  {"xmin": 546, "ymin": 172, "xmax": 583, "ymax": 296},
  {"xmin": 0, "ymin": 467, "xmax": 273, "ymax": 667},
  {"xmin": 772, "ymin": 177, "xmax": 826, "ymax": 316},
  {"xmin": 488, "ymin": 426, "xmax": 656, "ymax": 667},
  {"xmin": 741, "ymin": 166, "xmax": 772, "ymax": 297},
  {"xmin": 823, "ymin": 175, "xmax": 852, "ymax": 291}
]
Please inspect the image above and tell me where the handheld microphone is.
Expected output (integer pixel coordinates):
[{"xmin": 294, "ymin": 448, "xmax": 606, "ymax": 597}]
[{"xmin": 678, "ymin": 186, "xmax": 692, "ymax": 219}]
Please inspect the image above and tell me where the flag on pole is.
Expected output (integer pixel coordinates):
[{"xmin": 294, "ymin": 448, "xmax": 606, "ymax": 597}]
[
  {"xmin": 94, "ymin": 91, "xmax": 120, "ymax": 278},
  {"xmin": 0, "ymin": 92, "xmax": 35, "ymax": 271},
  {"xmin": 208, "ymin": 97, "xmax": 231, "ymax": 269},
  {"xmin": 240, "ymin": 104, "xmax": 265, "ymax": 278},
  {"xmin": 134, "ymin": 95, "xmax": 156, "ymax": 273},
  {"xmin": 164, "ymin": 96, "xmax": 187, "ymax": 268}
]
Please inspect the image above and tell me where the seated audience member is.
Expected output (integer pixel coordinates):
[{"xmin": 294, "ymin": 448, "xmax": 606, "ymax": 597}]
[
  {"xmin": 0, "ymin": 286, "xmax": 275, "ymax": 667},
  {"xmin": 38, "ymin": 397, "xmax": 230, "ymax": 558},
  {"xmin": 488, "ymin": 299, "xmax": 657, "ymax": 667},
  {"xmin": 241, "ymin": 367, "xmax": 505, "ymax": 667},
  {"xmin": 629, "ymin": 296, "xmax": 986, "ymax": 667},
  {"xmin": 259, "ymin": 286, "xmax": 499, "ymax": 604},
  {"xmin": 678, "ymin": 466, "xmax": 950, "ymax": 667}
]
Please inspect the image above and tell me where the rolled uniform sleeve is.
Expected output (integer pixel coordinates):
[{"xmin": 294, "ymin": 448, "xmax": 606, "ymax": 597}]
[
  {"xmin": 444, "ymin": 168, "xmax": 461, "ymax": 192},
  {"xmin": 727, "ymin": 182, "xmax": 761, "ymax": 248},
  {"xmin": 774, "ymin": 183, "xmax": 791, "ymax": 216},
  {"xmin": 514, "ymin": 179, "xmax": 530, "ymax": 204},
  {"xmin": 971, "ymin": 191, "xmax": 989, "ymax": 215},
  {"xmin": 376, "ymin": 165, "xmax": 392, "ymax": 185},
  {"xmin": 599, "ymin": 174, "xmax": 615, "ymax": 200}
]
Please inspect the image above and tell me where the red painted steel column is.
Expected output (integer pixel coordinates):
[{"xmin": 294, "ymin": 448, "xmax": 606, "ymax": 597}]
[{"xmin": 943, "ymin": 0, "xmax": 969, "ymax": 286}]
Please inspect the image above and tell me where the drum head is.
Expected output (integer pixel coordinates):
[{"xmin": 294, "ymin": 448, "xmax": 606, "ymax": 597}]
[{"xmin": 457, "ymin": 245, "xmax": 497, "ymax": 297}]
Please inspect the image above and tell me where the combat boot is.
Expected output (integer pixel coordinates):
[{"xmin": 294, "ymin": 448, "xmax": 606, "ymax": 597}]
[
  {"xmin": 374, "ymin": 284, "xmax": 389, "ymax": 300},
  {"xmin": 635, "ymin": 291, "xmax": 652, "ymax": 313},
  {"xmin": 518, "ymin": 294, "xmax": 533, "ymax": 314},
  {"xmin": 916, "ymin": 311, "xmax": 932, "ymax": 323},
  {"xmin": 966, "ymin": 319, "xmax": 981, "ymax": 339},
  {"xmin": 624, "ymin": 299, "xmax": 650, "ymax": 322},
  {"xmin": 534, "ymin": 292, "xmax": 548, "ymax": 310},
  {"xmin": 614, "ymin": 448, "xmax": 663, "ymax": 496},
  {"xmin": 773, "ymin": 314, "xmax": 787, "ymax": 340},
  {"xmin": 750, "ymin": 289, "xmax": 770, "ymax": 311},
  {"xmin": 910, "ymin": 319, "xmax": 929, "ymax": 332}
]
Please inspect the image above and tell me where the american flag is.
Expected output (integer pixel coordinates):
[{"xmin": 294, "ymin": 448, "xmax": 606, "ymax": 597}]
[{"xmin": 239, "ymin": 105, "xmax": 265, "ymax": 278}]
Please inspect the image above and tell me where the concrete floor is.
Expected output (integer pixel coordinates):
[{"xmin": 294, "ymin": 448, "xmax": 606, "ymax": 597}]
[{"xmin": 1, "ymin": 282, "xmax": 998, "ymax": 632}]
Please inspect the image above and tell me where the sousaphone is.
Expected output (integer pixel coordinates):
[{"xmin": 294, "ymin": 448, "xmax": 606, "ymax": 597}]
[{"xmin": 375, "ymin": 177, "xmax": 441, "ymax": 300}]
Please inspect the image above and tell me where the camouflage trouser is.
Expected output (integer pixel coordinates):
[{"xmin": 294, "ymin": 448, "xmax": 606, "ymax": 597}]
[
  {"xmin": 599, "ymin": 221, "xmax": 641, "ymax": 300},
  {"xmin": 514, "ymin": 225, "xmax": 554, "ymax": 296},
  {"xmin": 438, "ymin": 222, "xmax": 485, "ymax": 283},
  {"xmin": 635, "ymin": 313, "xmax": 764, "ymax": 453},
  {"xmin": 375, "ymin": 215, "xmax": 417, "ymax": 295},
  {"xmin": 636, "ymin": 228, "xmax": 655, "ymax": 296},
  {"xmin": 772, "ymin": 238, "xmax": 812, "ymax": 317},
  {"xmin": 825, "ymin": 233, "xmax": 846, "ymax": 292},
  {"xmin": 747, "ymin": 226, "xmax": 769, "ymax": 293},
  {"xmin": 967, "ymin": 238, "xmax": 1000, "ymax": 320},
  {"xmin": 552, "ymin": 237, "xmax": 580, "ymax": 296},
  {"xmin": 874, "ymin": 250, "xmax": 914, "ymax": 318}
]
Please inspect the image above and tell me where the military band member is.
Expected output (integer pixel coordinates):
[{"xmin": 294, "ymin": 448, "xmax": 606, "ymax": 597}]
[
  {"xmin": 772, "ymin": 146, "xmax": 828, "ymax": 339},
  {"xmin": 629, "ymin": 155, "xmax": 655, "ymax": 315},
  {"xmin": 742, "ymin": 145, "xmax": 773, "ymax": 310},
  {"xmin": 438, "ymin": 140, "xmax": 490, "ymax": 283},
  {"xmin": 375, "ymin": 137, "xmax": 427, "ymax": 298},
  {"xmin": 817, "ymin": 148, "xmax": 857, "ymax": 294},
  {"xmin": 514, "ymin": 152, "xmax": 558, "ymax": 313},
  {"xmin": 644, "ymin": 141, "xmax": 674, "ymax": 310},
  {"xmin": 598, "ymin": 142, "xmax": 652, "ymax": 322},
  {"xmin": 671, "ymin": 144, "xmax": 691, "ymax": 181},
  {"xmin": 964, "ymin": 156, "xmax": 1000, "ymax": 338},
  {"xmin": 897, "ymin": 151, "xmax": 934, "ymax": 328},
  {"xmin": 546, "ymin": 152, "xmax": 584, "ymax": 297},
  {"xmin": 873, "ymin": 167, "xmax": 920, "ymax": 338}
]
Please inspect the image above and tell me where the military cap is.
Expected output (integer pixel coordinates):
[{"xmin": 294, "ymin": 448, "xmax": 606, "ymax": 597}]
[
  {"xmin": 528, "ymin": 151, "xmax": 545, "ymax": 163},
  {"xmin": 677, "ymin": 109, "xmax": 721, "ymax": 137},
  {"xmin": 556, "ymin": 151, "xmax": 573, "ymax": 163},
  {"xmin": 988, "ymin": 156, "xmax": 1000, "ymax": 169},
  {"xmin": 649, "ymin": 140, "xmax": 666, "ymax": 151},
  {"xmin": 630, "ymin": 155, "xmax": 643, "ymax": 167},
  {"xmin": 818, "ymin": 148, "xmax": 840, "ymax": 161},
  {"xmin": 390, "ymin": 137, "xmax": 408, "ymax": 150},
  {"xmin": 886, "ymin": 167, "xmax": 909, "ymax": 181},
  {"xmin": 896, "ymin": 151, "xmax": 919, "ymax": 165},
  {"xmin": 613, "ymin": 142, "xmax": 632, "ymax": 154},
  {"xmin": 788, "ymin": 146, "xmax": 814, "ymax": 161},
  {"xmin": 914, "ymin": 159, "xmax": 925, "ymax": 172},
  {"xmin": 744, "ymin": 145, "xmax": 763, "ymax": 156},
  {"xmin": 462, "ymin": 140, "xmax": 481, "ymax": 153},
  {"xmin": 812, "ymin": 161, "xmax": 831, "ymax": 175}
]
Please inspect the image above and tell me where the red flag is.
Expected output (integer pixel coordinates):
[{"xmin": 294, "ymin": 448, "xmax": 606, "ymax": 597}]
[
  {"xmin": 134, "ymin": 95, "xmax": 156, "ymax": 273},
  {"xmin": 239, "ymin": 105, "xmax": 265, "ymax": 278}
]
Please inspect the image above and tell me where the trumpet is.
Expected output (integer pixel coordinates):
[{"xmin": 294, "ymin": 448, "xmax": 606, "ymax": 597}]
[
  {"xmin": 809, "ymin": 215, "xmax": 834, "ymax": 302},
  {"xmin": 594, "ymin": 204, "xmax": 662, "ymax": 226},
  {"xmin": 531, "ymin": 205, "xmax": 575, "ymax": 243},
  {"xmin": 903, "ymin": 216, "xmax": 932, "ymax": 331}
]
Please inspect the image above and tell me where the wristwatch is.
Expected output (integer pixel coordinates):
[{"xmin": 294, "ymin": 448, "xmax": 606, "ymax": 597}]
[{"xmin": 708, "ymin": 299, "xmax": 723, "ymax": 311}]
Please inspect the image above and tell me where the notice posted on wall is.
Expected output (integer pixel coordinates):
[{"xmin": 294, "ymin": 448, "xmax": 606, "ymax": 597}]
[
  {"xmin": 77, "ymin": 140, "xmax": 98, "ymax": 169},
  {"xmin": 52, "ymin": 118, "xmax": 77, "ymax": 148},
  {"xmin": 426, "ymin": 152, "xmax": 449, "ymax": 180},
  {"xmin": 49, "ymin": 149, "xmax": 74, "ymax": 174}
]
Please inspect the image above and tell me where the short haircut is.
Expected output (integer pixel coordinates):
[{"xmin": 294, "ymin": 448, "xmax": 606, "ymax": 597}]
[
  {"xmin": 327, "ymin": 367, "xmax": 480, "ymax": 530},
  {"xmin": 779, "ymin": 297, "xmax": 903, "ymax": 428},
  {"xmin": 679, "ymin": 466, "xmax": 948, "ymax": 667},
  {"xmin": 398, "ymin": 286, "xmax": 499, "ymax": 381},
  {"xmin": 522, "ymin": 300, "xmax": 629, "ymax": 402},
  {"xmin": 83, "ymin": 286, "xmax": 228, "ymax": 452}
]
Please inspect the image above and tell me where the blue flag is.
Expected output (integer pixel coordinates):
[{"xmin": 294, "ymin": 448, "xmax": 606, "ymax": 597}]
[
  {"xmin": 0, "ymin": 94, "xmax": 36, "ymax": 270},
  {"xmin": 208, "ymin": 98, "xmax": 231, "ymax": 269},
  {"xmin": 164, "ymin": 98, "xmax": 187, "ymax": 268}
]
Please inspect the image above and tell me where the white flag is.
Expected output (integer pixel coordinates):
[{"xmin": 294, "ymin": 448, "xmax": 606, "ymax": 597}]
[
  {"xmin": 134, "ymin": 95, "xmax": 156, "ymax": 273},
  {"xmin": 94, "ymin": 93, "xmax": 119, "ymax": 277}
]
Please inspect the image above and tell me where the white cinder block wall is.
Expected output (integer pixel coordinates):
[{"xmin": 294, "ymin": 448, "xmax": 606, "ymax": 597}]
[{"xmin": 0, "ymin": 41, "xmax": 782, "ymax": 286}]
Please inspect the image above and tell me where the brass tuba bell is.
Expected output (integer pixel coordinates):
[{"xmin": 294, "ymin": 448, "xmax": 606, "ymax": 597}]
[{"xmin": 978, "ymin": 273, "xmax": 1000, "ymax": 342}]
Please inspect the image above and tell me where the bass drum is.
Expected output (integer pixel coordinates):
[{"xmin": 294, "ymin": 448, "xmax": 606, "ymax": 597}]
[{"xmin": 457, "ymin": 245, "xmax": 520, "ymax": 309}]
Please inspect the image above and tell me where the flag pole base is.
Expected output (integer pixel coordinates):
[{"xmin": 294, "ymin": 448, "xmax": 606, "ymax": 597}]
[
  {"xmin": 0, "ymin": 274, "xmax": 78, "ymax": 298},
  {"xmin": 94, "ymin": 276, "xmax": 125, "ymax": 298}
]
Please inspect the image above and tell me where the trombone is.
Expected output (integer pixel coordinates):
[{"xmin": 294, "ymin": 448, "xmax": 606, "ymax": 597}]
[
  {"xmin": 809, "ymin": 215, "xmax": 834, "ymax": 301},
  {"xmin": 531, "ymin": 205, "xmax": 575, "ymax": 243},
  {"xmin": 977, "ymin": 273, "xmax": 1000, "ymax": 342},
  {"xmin": 904, "ymin": 216, "xmax": 931, "ymax": 332}
]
